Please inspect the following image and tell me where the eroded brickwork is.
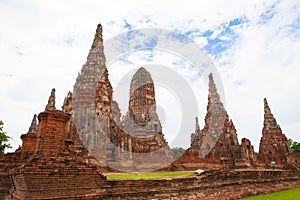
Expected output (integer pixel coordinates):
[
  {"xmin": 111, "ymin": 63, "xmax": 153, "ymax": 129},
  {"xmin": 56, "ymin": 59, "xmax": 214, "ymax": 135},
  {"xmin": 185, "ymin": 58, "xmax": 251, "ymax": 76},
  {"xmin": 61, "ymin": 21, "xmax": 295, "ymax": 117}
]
[
  {"xmin": 72, "ymin": 24, "xmax": 114, "ymax": 163},
  {"xmin": 105, "ymin": 68, "xmax": 174, "ymax": 171},
  {"xmin": 175, "ymin": 73, "xmax": 256, "ymax": 168},
  {"xmin": 258, "ymin": 98, "xmax": 290, "ymax": 166},
  {"xmin": 9, "ymin": 89, "xmax": 107, "ymax": 199},
  {"xmin": 121, "ymin": 67, "xmax": 173, "ymax": 162},
  {"xmin": 20, "ymin": 114, "xmax": 38, "ymax": 161}
]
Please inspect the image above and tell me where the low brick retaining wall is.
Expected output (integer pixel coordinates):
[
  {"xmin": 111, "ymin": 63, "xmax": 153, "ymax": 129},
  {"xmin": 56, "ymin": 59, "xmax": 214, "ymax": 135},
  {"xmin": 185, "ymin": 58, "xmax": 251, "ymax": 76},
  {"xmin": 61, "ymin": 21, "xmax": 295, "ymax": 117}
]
[
  {"xmin": 2, "ymin": 169, "xmax": 300, "ymax": 199},
  {"xmin": 97, "ymin": 170, "xmax": 300, "ymax": 199}
]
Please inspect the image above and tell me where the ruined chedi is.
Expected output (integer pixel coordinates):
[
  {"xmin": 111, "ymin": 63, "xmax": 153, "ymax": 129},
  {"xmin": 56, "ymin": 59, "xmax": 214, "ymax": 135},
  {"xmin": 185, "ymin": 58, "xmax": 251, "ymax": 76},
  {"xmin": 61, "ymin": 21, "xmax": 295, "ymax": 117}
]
[
  {"xmin": 72, "ymin": 25, "xmax": 173, "ymax": 168},
  {"xmin": 120, "ymin": 67, "xmax": 173, "ymax": 163},
  {"xmin": 175, "ymin": 73, "xmax": 256, "ymax": 168},
  {"xmin": 123, "ymin": 67, "xmax": 162, "ymax": 134},
  {"xmin": 72, "ymin": 24, "xmax": 116, "ymax": 163},
  {"xmin": 258, "ymin": 98, "xmax": 290, "ymax": 165},
  {"xmin": 8, "ymin": 89, "xmax": 107, "ymax": 199}
]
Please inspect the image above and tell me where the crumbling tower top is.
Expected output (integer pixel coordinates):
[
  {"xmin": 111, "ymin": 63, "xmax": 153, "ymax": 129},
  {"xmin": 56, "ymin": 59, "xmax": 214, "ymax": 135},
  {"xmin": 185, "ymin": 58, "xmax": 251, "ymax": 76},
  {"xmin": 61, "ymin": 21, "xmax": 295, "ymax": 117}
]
[{"xmin": 45, "ymin": 88, "xmax": 56, "ymax": 111}]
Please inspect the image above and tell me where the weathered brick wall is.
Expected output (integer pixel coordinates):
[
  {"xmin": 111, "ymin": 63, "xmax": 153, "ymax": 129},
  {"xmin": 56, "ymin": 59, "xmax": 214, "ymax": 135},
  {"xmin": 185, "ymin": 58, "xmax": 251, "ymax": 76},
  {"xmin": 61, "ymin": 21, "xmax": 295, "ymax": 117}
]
[
  {"xmin": 258, "ymin": 98, "xmax": 290, "ymax": 165},
  {"xmin": 20, "ymin": 133, "xmax": 37, "ymax": 160},
  {"xmin": 7, "ymin": 111, "xmax": 109, "ymax": 199},
  {"xmin": 0, "ymin": 152, "xmax": 22, "ymax": 199},
  {"xmin": 287, "ymin": 153, "xmax": 300, "ymax": 164},
  {"xmin": 177, "ymin": 74, "xmax": 255, "ymax": 168},
  {"xmin": 0, "ymin": 172, "xmax": 11, "ymax": 199},
  {"xmin": 10, "ymin": 172, "xmax": 106, "ymax": 199},
  {"xmin": 33, "ymin": 169, "xmax": 296, "ymax": 199},
  {"xmin": 3, "ymin": 169, "xmax": 300, "ymax": 199},
  {"xmin": 96, "ymin": 170, "xmax": 300, "ymax": 199},
  {"xmin": 35, "ymin": 111, "xmax": 70, "ymax": 156}
]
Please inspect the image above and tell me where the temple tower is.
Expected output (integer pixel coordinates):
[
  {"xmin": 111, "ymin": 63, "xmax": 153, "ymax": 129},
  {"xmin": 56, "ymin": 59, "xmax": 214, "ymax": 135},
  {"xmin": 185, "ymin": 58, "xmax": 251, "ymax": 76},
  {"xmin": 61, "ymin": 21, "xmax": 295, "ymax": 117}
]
[
  {"xmin": 128, "ymin": 67, "xmax": 157, "ymax": 126},
  {"xmin": 122, "ymin": 67, "xmax": 172, "ymax": 163},
  {"xmin": 176, "ymin": 73, "xmax": 252, "ymax": 167},
  {"xmin": 72, "ymin": 24, "xmax": 114, "ymax": 161},
  {"xmin": 123, "ymin": 67, "xmax": 161, "ymax": 135},
  {"xmin": 258, "ymin": 98, "xmax": 290, "ymax": 165},
  {"xmin": 35, "ymin": 89, "xmax": 70, "ymax": 156}
]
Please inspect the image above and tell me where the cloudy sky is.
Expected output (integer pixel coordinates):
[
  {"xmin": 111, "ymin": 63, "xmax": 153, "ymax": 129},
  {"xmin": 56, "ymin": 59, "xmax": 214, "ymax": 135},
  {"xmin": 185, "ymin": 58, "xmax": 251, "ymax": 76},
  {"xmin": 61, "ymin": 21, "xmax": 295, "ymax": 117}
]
[{"xmin": 1, "ymin": 0, "xmax": 300, "ymax": 152}]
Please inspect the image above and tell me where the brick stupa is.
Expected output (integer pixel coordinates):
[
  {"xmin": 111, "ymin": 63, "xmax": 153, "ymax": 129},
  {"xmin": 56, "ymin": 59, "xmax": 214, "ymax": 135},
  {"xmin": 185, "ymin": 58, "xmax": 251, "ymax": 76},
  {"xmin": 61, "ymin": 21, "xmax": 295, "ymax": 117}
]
[
  {"xmin": 258, "ymin": 98, "xmax": 290, "ymax": 166},
  {"xmin": 72, "ymin": 25, "xmax": 173, "ymax": 171},
  {"xmin": 174, "ymin": 73, "xmax": 256, "ymax": 169},
  {"xmin": 121, "ymin": 67, "xmax": 173, "ymax": 164},
  {"xmin": 9, "ymin": 89, "xmax": 107, "ymax": 199}
]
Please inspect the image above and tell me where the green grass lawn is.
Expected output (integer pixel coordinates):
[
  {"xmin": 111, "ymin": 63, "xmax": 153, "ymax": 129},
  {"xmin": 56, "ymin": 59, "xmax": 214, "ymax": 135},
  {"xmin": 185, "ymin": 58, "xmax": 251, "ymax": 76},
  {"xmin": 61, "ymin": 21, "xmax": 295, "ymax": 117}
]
[
  {"xmin": 241, "ymin": 186, "xmax": 300, "ymax": 200},
  {"xmin": 105, "ymin": 171, "xmax": 194, "ymax": 180}
]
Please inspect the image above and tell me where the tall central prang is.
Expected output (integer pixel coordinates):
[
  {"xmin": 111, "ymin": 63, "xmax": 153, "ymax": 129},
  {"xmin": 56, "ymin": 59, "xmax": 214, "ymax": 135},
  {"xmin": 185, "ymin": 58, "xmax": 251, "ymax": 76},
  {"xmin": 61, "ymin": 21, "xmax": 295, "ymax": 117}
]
[
  {"xmin": 129, "ymin": 67, "xmax": 157, "ymax": 126},
  {"xmin": 118, "ymin": 67, "xmax": 173, "ymax": 168},
  {"xmin": 124, "ymin": 67, "xmax": 161, "ymax": 135}
]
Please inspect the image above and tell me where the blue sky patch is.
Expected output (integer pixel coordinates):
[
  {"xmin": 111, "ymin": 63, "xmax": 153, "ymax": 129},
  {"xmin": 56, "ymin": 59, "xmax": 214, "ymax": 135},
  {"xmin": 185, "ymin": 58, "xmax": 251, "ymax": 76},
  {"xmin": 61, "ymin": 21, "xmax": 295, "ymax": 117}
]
[
  {"xmin": 201, "ymin": 17, "xmax": 248, "ymax": 56},
  {"xmin": 170, "ymin": 17, "xmax": 248, "ymax": 56},
  {"xmin": 116, "ymin": 54, "xmax": 134, "ymax": 65},
  {"xmin": 204, "ymin": 38, "xmax": 228, "ymax": 55},
  {"xmin": 167, "ymin": 30, "xmax": 194, "ymax": 44},
  {"xmin": 289, "ymin": 17, "xmax": 300, "ymax": 40},
  {"xmin": 123, "ymin": 19, "xmax": 133, "ymax": 30},
  {"xmin": 202, "ymin": 30, "xmax": 213, "ymax": 38},
  {"xmin": 142, "ymin": 36, "xmax": 158, "ymax": 49},
  {"xmin": 258, "ymin": 1, "xmax": 280, "ymax": 25}
]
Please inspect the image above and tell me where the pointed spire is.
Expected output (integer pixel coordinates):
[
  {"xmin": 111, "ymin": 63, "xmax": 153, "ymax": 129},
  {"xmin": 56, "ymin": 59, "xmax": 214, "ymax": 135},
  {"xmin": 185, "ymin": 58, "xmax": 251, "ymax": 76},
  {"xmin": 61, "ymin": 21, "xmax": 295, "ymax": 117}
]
[
  {"xmin": 229, "ymin": 119, "xmax": 237, "ymax": 133},
  {"xmin": 45, "ymin": 88, "xmax": 56, "ymax": 111},
  {"xmin": 259, "ymin": 98, "xmax": 289, "ymax": 164},
  {"xmin": 229, "ymin": 119, "xmax": 234, "ymax": 128},
  {"xmin": 91, "ymin": 24, "xmax": 103, "ymax": 49},
  {"xmin": 263, "ymin": 98, "xmax": 269, "ymax": 110},
  {"xmin": 205, "ymin": 73, "xmax": 226, "ymax": 119},
  {"xmin": 264, "ymin": 98, "xmax": 271, "ymax": 114},
  {"xmin": 208, "ymin": 73, "xmax": 223, "ymax": 106},
  {"xmin": 28, "ymin": 114, "xmax": 38, "ymax": 134},
  {"xmin": 80, "ymin": 23, "xmax": 106, "ymax": 76},
  {"xmin": 229, "ymin": 119, "xmax": 239, "ymax": 145},
  {"xmin": 199, "ymin": 73, "xmax": 227, "ymax": 154},
  {"xmin": 195, "ymin": 117, "xmax": 200, "ymax": 132},
  {"xmin": 62, "ymin": 91, "xmax": 73, "ymax": 114},
  {"xmin": 263, "ymin": 98, "xmax": 277, "ymax": 127}
]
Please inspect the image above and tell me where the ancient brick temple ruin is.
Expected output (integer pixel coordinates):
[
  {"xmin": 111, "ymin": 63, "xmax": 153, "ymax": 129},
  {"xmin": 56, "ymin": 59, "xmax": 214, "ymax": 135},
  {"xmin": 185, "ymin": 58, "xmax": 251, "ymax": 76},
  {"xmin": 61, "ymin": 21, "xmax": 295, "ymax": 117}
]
[
  {"xmin": 71, "ymin": 24, "xmax": 173, "ymax": 171},
  {"xmin": 118, "ymin": 68, "xmax": 173, "ymax": 164},
  {"xmin": 173, "ymin": 73, "xmax": 256, "ymax": 169},
  {"xmin": 72, "ymin": 24, "xmax": 114, "ymax": 163},
  {"xmin": 171, "ymin": 74, "xmax": 293, "ymax": 170},
  {"xmin": 258, "ymin": 98, "xmax": 290, "ymax": 166},
  {"xmin": 0, "ymin": 89, "xmax": 108, "ymax": 199},
  {"xmin": 1, "ymin": 23, "xmax": 300, "ymax": 199}
]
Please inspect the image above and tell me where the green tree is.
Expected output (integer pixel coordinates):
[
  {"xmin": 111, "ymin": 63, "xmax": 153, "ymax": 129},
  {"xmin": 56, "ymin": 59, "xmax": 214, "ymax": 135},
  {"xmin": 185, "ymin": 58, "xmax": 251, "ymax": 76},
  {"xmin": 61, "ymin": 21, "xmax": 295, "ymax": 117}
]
[
  {"xmin": 0, "ymin": 120, "xmax": 11, "ymax": 154},
  {"xmin": 288, "ymin": 139, "xmax": 300, "ymax": 153},
  {"xmin": 171, "ymin": 147, "xmax": 185, "ymax": 158}
]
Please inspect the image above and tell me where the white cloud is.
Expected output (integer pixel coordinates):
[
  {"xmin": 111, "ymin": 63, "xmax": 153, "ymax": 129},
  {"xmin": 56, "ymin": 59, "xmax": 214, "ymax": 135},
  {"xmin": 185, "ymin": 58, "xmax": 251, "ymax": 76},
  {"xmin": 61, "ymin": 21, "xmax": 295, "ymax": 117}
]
[{"xmin": 218, "ymin": 0, "xmax": 300, "ymax": 150}]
